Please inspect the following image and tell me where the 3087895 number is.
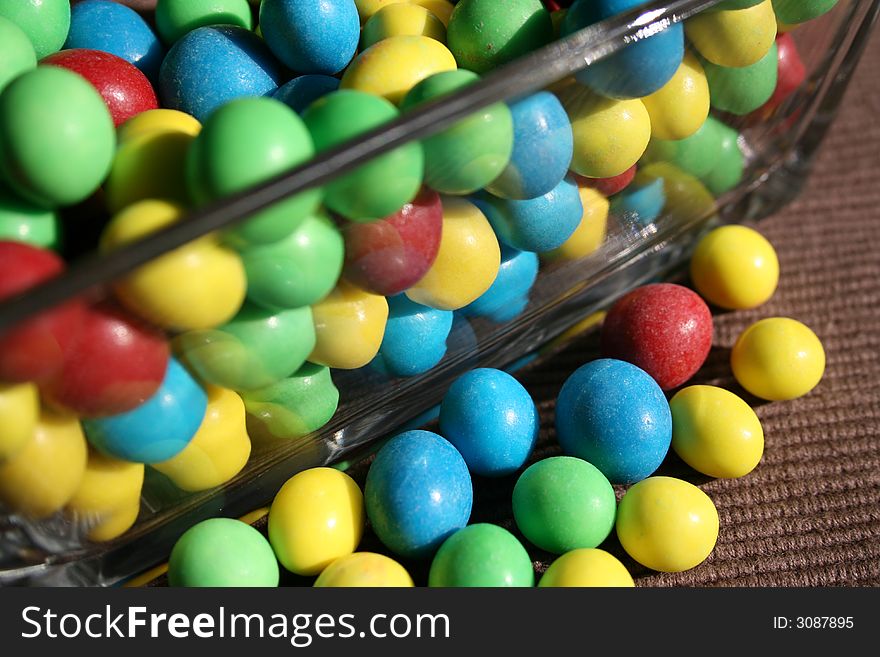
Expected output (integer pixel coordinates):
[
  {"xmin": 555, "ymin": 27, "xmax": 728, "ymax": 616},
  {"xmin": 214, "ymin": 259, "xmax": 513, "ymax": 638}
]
[{"xmin": 796, "ymin": 617, "xmax": 854, "ymax": 629}]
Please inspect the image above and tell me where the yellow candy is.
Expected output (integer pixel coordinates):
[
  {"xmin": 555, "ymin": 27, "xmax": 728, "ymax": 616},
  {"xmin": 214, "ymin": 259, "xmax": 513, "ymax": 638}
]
[
  {"xmin": 411, "ymin": 0, "xmax": 454, "ymax": 26},
  {"xmin": 362, "ymin": 3, "xmax": 446, "ymax": 48},
  {"xmin": 107, "ymin": 109, "xmax": 201, "ymax": 213},
  {"xmin": 310, "ymin": 281, "xmax": 389, "ymax": 369},
  {"xmin": 101, "ymin": 200, "xmax": 247, "ymax": 331},
  {"xmin": 67, "ymin": 449, "xmax": 144, "ymax": 515},
  {"xmin": 0, "ymin": 409, "xmax": 87, "ymax": 519},
  {"xmin": 0, "ymin": 381, "xmax": 39, "ymax": 462},
  {"xmin": 340, "ymin": 35, "xmax": 457, "ymax": 105},
  {"xmin": 685, "ymin": 0, "xmax": 777, "ymax": 68},
  {"xmin": 545, "ymin": 186, "xmax": 609, "ymax": 261},
  {"xmin": 268, "ymin": 467, "xmax": 365, "ymax": 576},
  {"xmin": 406, "ymin": 196, "xmax": 501, "ymax": 310},
  {"xmin": 670, "ymin": 385, "xmax": 764, "ymax": 479},
  {"xmin": 314, "ymin": 552, "xmax": 415, "ymax": 587},
  {"xmin": 690, "ymin": 225, "xmax": 779, "ymax": 310},
  {"xmin": 538, "ymin": 548, "xmax": 635, "ymax": 587},
  {"xmin": 642, "ymin": 51, "xmax": 710, "ymax": 141},
  {"xmin": 616, "ymin": 476, "xmax": 719, "ymax": 573},
  {"xmin": 731, "ymin": 317, "xmax": 825, "ymax": 401},
  {"xmin": 638, "ymin": 162, "xmax": 715, "ymax": 226},
  {"xmin": 355, "ymin": 0, "xmax": 454, "ymax": 26},
  {"xmin": 355, "ymin": 0, "xmax": 405, "ymax": 23},
  {"xmin": 558, "ymin": 85, "xmax": 651, "ymax": 179},
  {"xmin": 152, "ymin": 386, "xmax": 252, "ymax": 492},
  {"xmin": 85, "ymin": 501, "xmax": 141, "ymax": 542}
]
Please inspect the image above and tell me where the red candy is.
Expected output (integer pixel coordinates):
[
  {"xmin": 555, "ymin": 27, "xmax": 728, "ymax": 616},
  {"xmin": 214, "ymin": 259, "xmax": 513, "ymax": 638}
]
[
  {"xmin": 601, "ymin": 283, "xmax": 713, "ymax": 391},
  {"xmin": 341, "ymin": 187, "xmax": 443, "ymax": 297},
  {"xmin": 42, "ymin": 49, "xmax": 159, "ymax": 127},
  {"xmin": 575, "ymin": 165, "xmax": 637, "ymax": 198},
  {"xmin": 0, "ymin": 242, "xmax": 85, "ymax": 384},
  {"xmin": 41, "ymin": 301, "xmax": 170, "ymax": 417}
]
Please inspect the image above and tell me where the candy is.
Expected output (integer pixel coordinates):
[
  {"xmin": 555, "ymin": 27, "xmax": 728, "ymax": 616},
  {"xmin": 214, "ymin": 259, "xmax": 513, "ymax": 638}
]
[
  {"xmin": 642, "ymin": 51, "xmax": 710, "ymax": 141},
  {"xmin": 447, "ymin": 0, "xmax": 554, "ymax": 74},
  {"xmin": 315, "ymin": 552, "xmax": 414, "ymax": 587},
  {"xmin": 241, "ymin": 362, "xmax": 339, "ymax": 442},
  {"xmin": 361, "ymin": 3, "xmax": 447, "ymax": 48},
  {"xmin": 156, "ymin": 0, "xmax": 253, "ymax": 45},
  {"xmin": 638, "ymin": 162, "xmax": 716, "ymax": 227},
  {"xmin": 701, "ymin": 122, "xmax": 743, "ymax": 196},
  {"xmin": 43, "ymin": 49, "xmax": 159, "ymax": 128},
  {"xmin": 66, "ymin": 449, "xmax": 144, "ymax": 540},
  {"xmin": 175, "ymin": 302, "xmax": 315, "ymax": 392},
  {"xmin": 0, "ymin": 66, "xmax": 115, "ymax": 208},
  {"xmin": 101, "ymin": 200, "xmax": 246, "ymax": 330},
  {"xmin": 538, "ymin": 548, "xmax": 635, "ymax": 587},
  {"xmin": 152, "ymin": 385, "xmax": 251, "ymax": 491},
  {"xmin": 188, "ymin": 96, "xmax": 321, "ymax": 247},
  {"xmin": 66, "ymin": 0, "xmax": 163, "ymax": 80},
  {"xmin": 371, "ymin": 295, "xmax": 453, "ymax": 377},
  {"xmin": 671, "ymin": 385, "xmax": 764, "ymax": 478},
  {"xmin": 512, "ymin": 456, "xmax": 616, "ymax": 554},
  {"xmin": 159, "ymin": 26, "xmax": 283, "ymax": 122},
  {"xmin": 577, "ymin": 165, "xmax": 636, "ymax": 197},
  {"xmin": 611, "ymin": 176, "xmax": 666, "ymax": 227},
  {"xmin": 685, "ymin": 0, "xmax": 776, "ymax": 68},
  {"xmin": 0, "ymin": 16, "xmax": 36, "ymax": 93},
  {"xmin": 0, "ymin": 381, "xmax": 39, "ymax": 462},
  {"xmin": 474, "ymin": 176, "xmax": 583, "ymax": 253},
  {"xmin": 341, "ymin": 35, "xmax": 457, "ymax": 105},
  {"xmin": 401, "ymin": 69, "xmax": 513, "ymax": 194},
  {"xmin": 731, "ymin": 317, "xmax": 825, "ymax": 401},
  {"xmin": 689, "ymin": 225, "xmax": 779, "ymax": 310},
  {"xmin": 439, "ymin": 368, "xmax": 539, "ymax": 477},
  {"xmin": 268, "ymin": 467, "xmax": 364, "ymax": 576},
  {"xmin": 365, "ymin": 430, "xmax": 472, "ymax": 559},
  {"xmin": 341, "ymin": 187, "xmax": 443, "ymax": 297},
  {"xmin": 546, "ymin": 186, "xmax": 609, "ymax": 261},
  {"xmin": 556, "ymin": 359, "xmax": 672, "ymax": 484},
  {"xmin": 273, "ymin": 75, "xmax": 340, "ymax": 115},
  {"xmin": 702, "ymin": 41, "xmax": 779, "ymax": 116},
  {"xmin": 463, "ymin": 247, "xmax": 539, "ymax": 322},
  {"xmin": 303, "ymin": 90, "xmax": 424, "ymax": 221},
  {"xmin": 0, "ymin": 408, "xmax": 87, "ymax": 519},
  {"xmin": 309, "ymin": 281, "xmax": 389, "ymax": 370},
  {"xmin": 169, "ymin": 518, "xmax": 280, "ymax": 587},
  {"xmin": 241, "ymin": 213, "xmax": 344, "ymax": 310},
  {"xmin": 616, "ymin": 476, "xmax": 719, "ymax": 572},
  {"xmin": 405, "ymin": 197, "xmax": 501, "ymax": 310},
  {"xmin": 413, "ymin": 0, "xmax": 454, "ymax": 25},
  {"xmin": 429, "ymin": 523, "xmax": 534, "ymax": 587},
  {"xmin": 752, "ymin": 33, "xmax": 806, "ymax": 120},
  {"xmin": 772, "ymin": 0, "xmax": 839, "ymax": 25},
  {"xmin": 601, "ymin": 283, "xmax": 713, "ymax": 390},
  {"xmin": 84, "ymin": 502, "xmax": 141, "ymax": 542},
  {"xmin": 260, "ymin": 0, "xmax": 359, "ymax": 76},
  {"xmin": 83, "ymin": 357, "xmax": 206, "ymax": 463},
  {"xmin": 0, "ymin": 0, "xmax": 70, "ymax": 60},
  {"xmin": 558, "ymin": 85, "xmax": 650, "ymax": 179},
  {"xmin": 561, "ymin": 0, "xmax": 684, "ymax": 99}
]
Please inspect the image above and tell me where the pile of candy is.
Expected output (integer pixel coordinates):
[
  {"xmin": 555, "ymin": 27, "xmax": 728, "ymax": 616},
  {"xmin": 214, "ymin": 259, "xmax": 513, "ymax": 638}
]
[{"xmin": 0, "ymin": 0, "xmax": 836, "ymax": 556}]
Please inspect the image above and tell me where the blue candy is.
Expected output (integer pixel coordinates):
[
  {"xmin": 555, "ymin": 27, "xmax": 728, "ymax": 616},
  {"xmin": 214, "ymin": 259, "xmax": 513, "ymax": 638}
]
[
  {"xmin": 371, "ymin": 295, "xmax": 453, "ymax": 378},
  {"xmin": 439, "ymin": 368, "xmax": 539, "ymax": 477},
  {"xmin": 273, "ymin": 74, "xmax": 340, "ymax": 114},
  {"xmin": 464, "ymin": 247, "xmax": 538, "ymax": 323},
  {"xmin": 473, "ymin": 176, "xmax": 582, "ymax": 253},
  {"xmin": 65, "ymin": 0, "xmax": 165, "ymax": 82},
  {"xmin": 562, "ymin": 0, "xmax": 684, "ymax": 99},
  {"xmin": 486, "ymin": 92, "xmax": 573, "ymax": 200},
  {"xmin": 365, "ymin": 430, "xmax": 472, "ymax": 559},
  {"xmin": 259, "ymin": 0, "xmax": 360, "ymax": 75},
  {"xmin": 612, "ymin": 177, "xmax": 666, "ymax": 227},
  {"xmin": 159, "ymin": 26, "xmax": 283, "ymax": 122},
  {"xmin": 83, "ymin": 358, "xmax": 208, "ymax": 464},
  {"xmin": 555, "ymin": 358, "xmax": 672, "ymax": 484}
]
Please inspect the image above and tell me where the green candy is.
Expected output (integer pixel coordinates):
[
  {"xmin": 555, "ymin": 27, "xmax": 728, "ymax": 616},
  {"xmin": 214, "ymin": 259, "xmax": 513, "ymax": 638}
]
[
  {"xmin": 773, "ymin": 0, "xmax": 839, "ymax": 25},
  {"xmin": 241, "ymin": 213, "xmax": 344, "ymax": 310},
  {"xmin": 168, "ymin": 518, "xmax": 279, "ymax": 587},
  {"xmin": 303, "ymin": 90, "xmax": 424, "ymax": 221},
  {"xmin": 187, "ymin": 96, "xmax": 321, "ymax": 247},
  {"xmin": 702, "ymin": 121, "xmax": 743, "ymax": 196},
  {"xmin": 702, "ymin": 42, "xmax": 778, "ymax": 116},
  {"xmin": 401, "ymin": 70, "xmax": 513, "ymax": 195},
  {"xmin": 0, "ymin": 184, "xmax": 59, "ymax": 249},
  {"xmin": 241, "ymin": 362, "xmax": 339, "ymax": 442},
  {"xmin": 643, "ymin": 116, "xmax": 727, "ymax": 180},
  {"xmin": 0, "ymin": 66, "xmax": 115, "ymax": 208},
  {"xmin": 0, "ymin": 16, "xmax": 36, "ymax": 93},
  {"xmin": 0, "ymin": 0, "xmax": 70, "ymax": 60},
  {"xmin": 429, "ymin": 524, "xmax": 534, "ymax": 587},
  {"xmin": 175, "ymin": 302, "xmax": 316, "ymax": 392},
  {"xmin": 512, "ymin": 456, "xmax": 616, "ymax": 555},
  {"xmin": 447, "ymin": 0, "xmax": 554, "ymax": 74},
  {"xmin": 156, "ymin": 0, "xmax": 253, "ymax": 44}
]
